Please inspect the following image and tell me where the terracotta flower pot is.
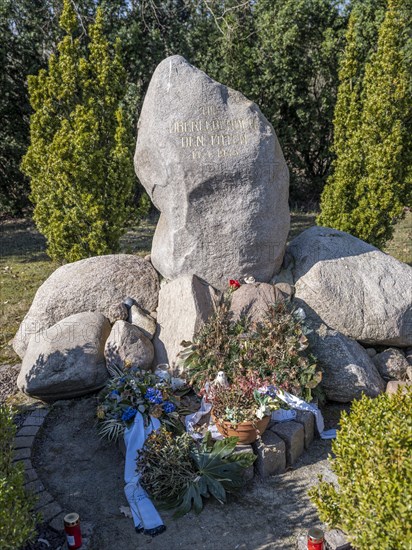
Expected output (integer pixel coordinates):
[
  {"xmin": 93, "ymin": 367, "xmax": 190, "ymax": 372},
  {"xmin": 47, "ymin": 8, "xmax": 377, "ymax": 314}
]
[{"xmin": 212, "ymin": 413, "xmax": 271, "ymax": 444}]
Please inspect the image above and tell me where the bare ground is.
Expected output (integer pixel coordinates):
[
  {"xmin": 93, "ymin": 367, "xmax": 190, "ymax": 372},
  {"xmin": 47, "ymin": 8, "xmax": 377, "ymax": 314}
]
[{"xmin": 31, "ymin": 397, "xmax": 341, "ymax": 550}]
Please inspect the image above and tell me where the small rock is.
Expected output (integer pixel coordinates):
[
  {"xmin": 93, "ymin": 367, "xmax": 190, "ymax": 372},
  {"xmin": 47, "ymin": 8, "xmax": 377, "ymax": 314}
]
[
  {"xmin": 324, "ymin": 528, "xmax": 353, "ymax": 550},
  {"xmin": 270, "ymin": 421, "xmax": 305, "ymax": 466},
  {"xmin": 294, "ymin": 410, "xmax": 315, "ymax": 449},
  {"xmin": 144, "ymin": 254, "xmax": 151, "ymax": 262},
  {"xmin": 274, "ymin": 282, "xmax": 294, "ymax": 301},
  {"xmin": 365, "ymin": 347, "xmax": 377, "ymax": 358},
  {"xmin": 386, "ymin": 380, "xmax": 412, "ymax": 395},
  {"xmin": 153, "ymin": 274, "xmax": 220, "ymax": 372},
  {"xmin": 105, "ymin": 320, "xmax": 154, "ymax": 371},
  {"xmin": 229, "ymin": 283, "xmax": 285, "ymax": 323},
  {"xmin": 252, "ymin": 431, "xmax": 286, "ymax": 477},
  {"xmin": 107, "ymin": 302, "xmax": 128, "ymax": 323},
  {"xmin": 310, "ymin": 326, "xmax": 385, "ymax": 402},
  {"xmin": 405, "ymin": 347, "xmax": 412, "ymax": 366},
  {"xmin": 128, "ymin": 304, "xmax": 157, "ymax": 340},
  {"xmin": 372, "ymin": 348, "xmax": 410, "ymax": 381}
]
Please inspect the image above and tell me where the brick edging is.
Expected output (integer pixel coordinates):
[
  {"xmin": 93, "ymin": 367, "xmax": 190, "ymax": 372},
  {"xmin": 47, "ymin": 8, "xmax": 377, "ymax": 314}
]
[{"xmin": 13, "ymin": 406, "xmax": 94, "ymax": 545}]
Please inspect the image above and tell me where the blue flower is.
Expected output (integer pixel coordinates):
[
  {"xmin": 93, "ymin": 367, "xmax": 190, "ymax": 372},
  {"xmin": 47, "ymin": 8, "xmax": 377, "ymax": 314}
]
[
  {"xmin": 163, "ymin": 401, "xmax": 176, "ymax": 414},
  {"xmin": 121, "ymin": 407, "xmax": 137, "ymax": 422},
  {"xmin": 109, "ymin": 390, "xmax": 120, "ymax": 399},
  {"xmin": 144, "ymin": 387, "xmax": 163, "ymax": 404}
]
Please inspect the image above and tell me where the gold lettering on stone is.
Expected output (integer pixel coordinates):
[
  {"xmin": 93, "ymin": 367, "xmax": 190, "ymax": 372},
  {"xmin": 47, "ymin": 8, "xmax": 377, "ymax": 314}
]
[{"xmin": 170, "ymin": 107, "xmax": 259, "ymax": 159}]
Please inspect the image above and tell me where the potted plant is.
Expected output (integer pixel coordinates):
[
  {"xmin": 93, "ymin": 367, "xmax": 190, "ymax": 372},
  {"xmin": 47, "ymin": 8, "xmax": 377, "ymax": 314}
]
[
  {"xmin": 180, "ymin": 297, "xmax": 322, "ymax": 403},
  {"xmin": 209, "ymin": 374, "xmax": 279, "ymax": 444}
]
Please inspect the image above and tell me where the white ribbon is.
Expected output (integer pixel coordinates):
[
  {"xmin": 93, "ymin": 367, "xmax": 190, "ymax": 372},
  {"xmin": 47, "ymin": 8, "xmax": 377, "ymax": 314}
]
[
  {"xmin": 185, "ymin": 390, "xmax": 336, "ymax": 441},
  {"xmin": 272, "ymin": 388, "xmax": 336, "ymax": 439},
  {"xmin": 123, "ymin": 412, "xmax": 166, "ymax": 536}
]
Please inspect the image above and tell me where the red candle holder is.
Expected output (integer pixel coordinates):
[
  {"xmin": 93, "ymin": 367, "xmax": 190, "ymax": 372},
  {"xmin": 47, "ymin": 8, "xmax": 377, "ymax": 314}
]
[{"xmin": 64, "ymin": 512, "xmax": 82, "ymax": 549}]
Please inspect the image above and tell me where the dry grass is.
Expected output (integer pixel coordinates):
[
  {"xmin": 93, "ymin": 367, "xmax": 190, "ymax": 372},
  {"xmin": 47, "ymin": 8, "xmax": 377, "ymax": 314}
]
[{"xmin": 1, "ymin": 212, "xmax": 410, "ymax": 365}]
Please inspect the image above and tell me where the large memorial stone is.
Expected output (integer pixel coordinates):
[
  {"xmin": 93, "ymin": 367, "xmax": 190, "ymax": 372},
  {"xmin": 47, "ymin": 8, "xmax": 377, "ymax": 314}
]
[{"xmin": 134, "ymin": 55, "xmax": 290, "ymax": 291}]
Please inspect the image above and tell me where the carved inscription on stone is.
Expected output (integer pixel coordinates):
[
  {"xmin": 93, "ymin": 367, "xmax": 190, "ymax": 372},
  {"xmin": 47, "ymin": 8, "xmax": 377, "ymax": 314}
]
[{"xmin": 169, "ymin": 105, "xmax": 260, "ymax": 160}]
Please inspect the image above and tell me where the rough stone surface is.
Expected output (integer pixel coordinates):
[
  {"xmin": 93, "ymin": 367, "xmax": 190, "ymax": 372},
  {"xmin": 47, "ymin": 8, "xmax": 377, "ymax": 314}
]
[
  {"xmin": 372, "ymin": 348, "xmax": 410, "ymax": 381},
  {"xmin": 17, "ymin": 312, "xmax": 111, "ymax": 402},
  {"xmin": 13, "ymin": 254, "xmax": 159, "ymax": 358},
  {"xmin": 289, "ymin": 226, "xmax": 412, "ymax": 347},
  {"xmin": 406, "ymin": 347, "xmax": 412, "ymax": 365},
  {"xmin": 386, "ymin": 380, "xmax": 412, "ymax": 395},
  {"xmin": 274, "ymin": 282, "xmax": 294, "ymax": 301},
  {"xmin": 134, "ymin": 55, "xmax": 290, "ymax": 291},
  {"xmin": 310, "ymin": 325, "xmax": 385, "ymax": 402},
  {"xmin": 128, "ymin": 304, "xmax": 157, "ymax": 340},
  {"xmin": 154, "ymin": 274, "xmax": 220, "ymax": 371},
  {"xmin": 252, "ymin": 430, "xmax": 286, "ymax": 477},
  {"xmin": 229, "ymin": 283, "xmax": 284, "ymax": 323},
  {"xmin": 107, "ymin": 302, "xmax": 129, "ymax": 323},
  {"xmin": 270, "ymin": 421, "xmax": 304, "ymax": 466},
  {"xmin": 294, "ymin": 410, "xmax": 315, "ymax": 449},
  {"xmin": 105, "ymin": 320, "xmax": 154, "ymax": 371},
  {"xmin": 325, "ymin": 529, "xmax": 353, "ymax": 550}
]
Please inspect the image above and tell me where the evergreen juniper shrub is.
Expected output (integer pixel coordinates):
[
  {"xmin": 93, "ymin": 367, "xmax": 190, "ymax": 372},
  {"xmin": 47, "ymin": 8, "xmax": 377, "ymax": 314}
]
[{"xmin": 309, "ymin": 387, "xmax": 412, "ymax": 550}]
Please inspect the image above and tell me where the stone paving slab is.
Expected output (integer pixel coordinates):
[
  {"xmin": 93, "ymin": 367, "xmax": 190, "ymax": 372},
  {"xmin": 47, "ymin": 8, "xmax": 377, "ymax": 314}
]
[
  {"xmin": 24, "ymin": 468, "xmax": 38, "ymax": 484},
  {"xmin": 253, "ymin": 430, "xmax": 286, "ymax": 477},
  {"xmin": 14, "ymin": 435, "xmax": 36, "ymax": 448},
  {"xmin": 33, "ymin": 490, "xmax": 55, "ymax": 511},
  {"xmin": 270, "ymin": 421, "xmax": 305, "ymax": 465},
  {"xmin": 294, "ymin": 410, "xmax": 315, "ymax": 449},
  {"xmin": 13, "ymin": 446, "xmax": 31, "ymax": 460},
  {"xmin": 38, "ymin": 501, "xmax": 64, "ymax": 523},
  {"xmin": 18, "ymin": 424, "xmax": 41, "ymax": 437},
  {"xmin": 26, "ymin": 478, "xmax": 46, "ymax": 494}
]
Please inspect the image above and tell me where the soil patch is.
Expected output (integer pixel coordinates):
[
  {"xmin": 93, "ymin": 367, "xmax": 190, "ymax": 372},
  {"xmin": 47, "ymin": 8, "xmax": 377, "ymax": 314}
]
[{"xmin": 32, "ymin": 398, "xmax": 337, "ymax": 550}]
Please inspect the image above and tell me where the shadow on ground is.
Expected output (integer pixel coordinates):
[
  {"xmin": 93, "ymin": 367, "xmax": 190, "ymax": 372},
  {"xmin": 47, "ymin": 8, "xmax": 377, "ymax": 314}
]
[{"xmin": 32, "ymin": 397, "xmax": 335, "ymax": 550}]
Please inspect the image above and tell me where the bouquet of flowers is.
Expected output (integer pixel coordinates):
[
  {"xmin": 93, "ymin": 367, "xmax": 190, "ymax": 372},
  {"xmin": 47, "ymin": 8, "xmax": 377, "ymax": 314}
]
[{"xmin": 97, "ymin": 367, "xmax": 182, "ymax": 442}]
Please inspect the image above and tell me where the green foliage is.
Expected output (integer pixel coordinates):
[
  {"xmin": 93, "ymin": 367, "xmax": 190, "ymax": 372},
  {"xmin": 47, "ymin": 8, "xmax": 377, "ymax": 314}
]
[
  {"xmin": 309, "ymin": 387, "xmax": 412, "ymax": 549},
  {"xmin": 181, "ymin": 296, "xmax": 320, "ymax": 401},
  {"xmin": 318, "ymin": 0, "xmax": 411, "ymax": 248},
  {"xmin": 252, "ymin": 0, "xmax": 346, "ymax": 203},
  {"xmin": 0, "ymin": 405, "xmax": 38, "ymax": 549},
  {"xmin": 21, "ymin": 0, "xmax": 136, "ymax": 262},
  {"xmin": 0, "ymin": 1, "xmax": 53, "ymax": 214},
  {"xmin": 138, "ymin": 429, "xmax": 256, "ymax": 517}
]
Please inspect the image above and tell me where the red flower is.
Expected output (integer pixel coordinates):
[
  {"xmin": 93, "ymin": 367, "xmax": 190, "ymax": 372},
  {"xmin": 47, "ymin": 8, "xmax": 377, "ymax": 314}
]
[{"xmin": 229, "ymin": 279, "xmax": 241, "ymax": 289}]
